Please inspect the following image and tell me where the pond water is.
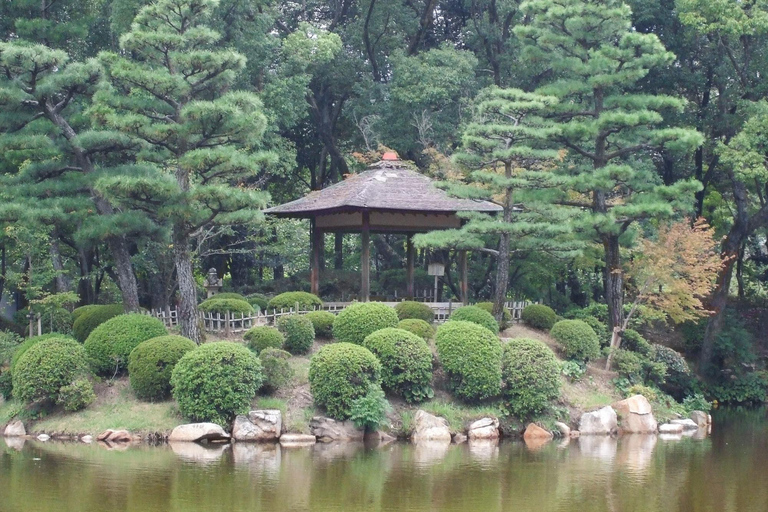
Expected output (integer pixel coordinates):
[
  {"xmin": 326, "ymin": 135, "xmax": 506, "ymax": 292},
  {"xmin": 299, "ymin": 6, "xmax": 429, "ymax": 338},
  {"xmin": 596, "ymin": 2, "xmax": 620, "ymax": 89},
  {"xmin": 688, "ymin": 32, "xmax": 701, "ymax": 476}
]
[{"xmin": 1, "ymin": 408, "xmax": 767, "ymax": 512}]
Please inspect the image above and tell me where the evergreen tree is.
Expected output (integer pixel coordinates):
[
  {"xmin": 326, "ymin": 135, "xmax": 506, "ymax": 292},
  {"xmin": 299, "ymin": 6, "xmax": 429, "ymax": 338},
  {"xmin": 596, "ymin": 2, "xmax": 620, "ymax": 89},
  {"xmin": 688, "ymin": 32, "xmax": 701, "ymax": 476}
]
[{"xmin": 94, "ymin": 0, "xmax": 272, "ymax": 342}]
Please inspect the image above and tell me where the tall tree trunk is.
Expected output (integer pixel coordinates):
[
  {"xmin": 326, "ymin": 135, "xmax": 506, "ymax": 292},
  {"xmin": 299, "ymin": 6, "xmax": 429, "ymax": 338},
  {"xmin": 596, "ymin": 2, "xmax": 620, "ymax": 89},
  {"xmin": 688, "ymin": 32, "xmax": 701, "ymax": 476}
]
[
  {"xmin": 173, "ymin": 228, "xmax": 200, "ymax": 343},
  {"xmin": 106, "ymin": 236, "xmax": 140, "ymax": 313},
  {"xmin": 603, "ymin": 234, "xmax": 625, "ymax": 371},
  {"xmin": 49, "ymin": 232, "xmax": 71, "ymax": 293},
  {"xmin": 493, "ymin": 161, "xmax": 513, "ymax": 322}
]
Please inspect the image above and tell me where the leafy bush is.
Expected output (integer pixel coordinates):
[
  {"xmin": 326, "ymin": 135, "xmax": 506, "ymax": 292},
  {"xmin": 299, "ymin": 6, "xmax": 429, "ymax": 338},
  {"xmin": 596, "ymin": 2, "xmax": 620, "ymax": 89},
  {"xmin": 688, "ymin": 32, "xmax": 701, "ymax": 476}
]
[
  {"xmin": 612, "ymin": 347, "xmax": 667, "ymax": 386},
  {"xmin": 394, "ymin": 301, "xmax": 434, "ymax": 322},
  {"xmin": 198, "ymin": 297, "xmax": 254, "ymax": 315},
  {"xmin": 57, "ymin": 378, "xmax": 96, "ymax": 412},
  {"xmin": 521, "ymin": 304, "xmax": 557, "ymax": 331},
  {"xmin": 580, "ymin": 316, "xmax": 610, "ymax": 347},
  {"xmin": 128, "ymin": 335, "xmax": 197, "ymax": 401},
  {"xmin": 363, "ymin": 328, "xmax": 433, "ymax": 403},
  {"xmin": 476, "ymin": 302, "xmax": 513, "ymax": 329},
  {"xmin": 501, "ymin": 338, "xmax": 560, "ymax": 418},
  {"xmin": 259, "ymin": 347, "xmax": 294, "ymax": 392},
  {"xmin": 267, "ymin": 291, "xmax": 323, "ymax": 312},
  {"xmin": 435, "ymin": 320, "xmax": 502, "ymax": 401},
  {"xmin": 245, "ymin": 293, "xmax": 270, "ymax": 312},
  {"xmin": 707, "ymin": 371, "xmax": 768, "ymax": 404},
  {"xmin": 450, "ymin": 305, "xmax": 499, "ymax": 334},
  {"xmin": 622, "ymin": 329, "xmax": 653, "ymax": 356},
  {"xmin": 0, "ymin": 316, "xmax": 25, "ymax": 336},
  {"xmin": 682, "ymin": 393, "xmax": 712, "ymax": 413},
  {"xmin": 207, "ymin": 292, "xmax": 247, "ymax": 301},
  {"xmin": 171, "ymin": 341, "xmax": 264, "ymax": 425},
  {"xmin": 0, "ymin": 369, "xmax": 12, "ymax": 400},
  {"xmin": 11, "ymin": 333, "xmax": 75, "ymax": 372},
  {"xmin": 561, "ymin": 360, "xmax": 586, "ymax": 382},
  {"xmin": 84, "ymin": 314, "xmax": 168, "ymax": 376},
  {"xmin": 305, "ymin": 310, "xmax": 336, "ymax": 338},
  {"xmin": 72, "ymin": 305, "xmax": 102, "ymax": 322},
  {"xmin": 550, "ymin": 319, "xmax": 601, "ymax": 363},
  {"xmin": 244, "ymin": 326, "xmax": 284, "ymax": 354},
  {"xmin": 652, "ymin": 344, "xmax": 690, "ymax": 376},
  {"xmin": 349, "ymin": 384, "xmax": 391, "ymax": 430},
  {"xmin": 277, "ymin": 314, "xmax": 315, "ymax": 354},
  {"xmin": 626, "ymin": 384, "xmax": 658, "ymax": 402},
  {"xmin": 308, "ymin": 342, "xmax": 382, "ymax": 419},
  {"xmin": 332, "ymin": 302, "xmax": 399, "ymax": 345},
  {"xmin": 397, "ymin": 319, "xmax": 435, "ymax": 340},
  {"xmin": 12, "ymin": 338, "xmax": 90, "ymax": 404},
  {"xmin": 0, "ymin": 330, "xmax": 22, "ymax": 366},
  {"xmin": 72, "ymin": 304, "xmax": 124, "ymax": 343}
]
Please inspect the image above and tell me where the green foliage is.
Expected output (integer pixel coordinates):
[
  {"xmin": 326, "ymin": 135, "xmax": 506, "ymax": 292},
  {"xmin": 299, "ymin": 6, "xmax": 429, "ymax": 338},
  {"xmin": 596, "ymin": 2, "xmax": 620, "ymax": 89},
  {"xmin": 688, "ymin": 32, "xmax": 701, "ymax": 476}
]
[
  {"xmin": 171, "ymin": 342, "xmax": 264, "ymax": 425},
  {"xmin": 476, "ymin": 302, "xmax": 512, "ymax": 329},
  {"xmin": 277, "ymin": 314, "xmax": 315, "ymax": 355},
  {"xmin": 652, "ymin": 345, "xmax": 690, "ymax": 376},
  {"xmin": 305, "ymin": 310, "xmax": 335, "ymax": 338},
  {"xmin": 626, "ymin": 384, "xmax": 658, "ymax": 402},
  {"xmin": 435, "ymin": 320, "xmax": 502, "ymax": 402},
  {"xmin": 560, "ymin": 360, "xmax": 586, "ymax": 382},
  {"xmin": 245, "ymin": 293, "xmax": 270, "ymax": 312},
  {"xmin": 394, "ymin": 301, "xmax": 434, "ymax": 322},
  {"xmin": 208, "ymin": 292, "xmax": 247, "ymax": 301},
  {"xmin": 128, "ymin": 335, "xmax": 197, "ymax": 401},
  {"xmin": 622, "ymin": 329, "xmax": 653, "ymax": 356},
  {"xmin": 198, "ymin": 298, "xmax": 254, "ymax": 315},
  {"xmin": 397, "ymin": 319, "xmax": 435, "ymax": 340},
  {"xmin": 84, "ymin": 314, "xmax": 167, "ymax": 376},
  {"xmin": 259, "ymin": 348, "xmax": 294, "ymax": 392},
  {"xmin": 0, "ymin": 330, "xmax": 21, "ymax": 366},
  {"xmin": 267, "ymin": 292, "xmax": 323, "ymax": 311},
  {"xmin": 450, "ymin": 305, "xmax": 499, "ymax": 334},
  {"xmin": 332, "ymin": 302, "xmax": 399, "ymax": 345},
  {"xmin": 10, "ymin": 333, "xmax": 75, "ymax": 372},
  {"xmin": 72, "ymin": 304, "xmax": 125, "ymax": 343},
  {"xmin": 707, "ymin": 372, "xmax": 768, "ymax": 404},
  {"xmin": 362, "ymin": 328, "xmax": 433, "ymax": 403},
  {"xmin": 12, "ymin": 338, "xmax": 89, "ymax": 404},
  {"xmin": 72, "ymin": 305, "xmax": 102, "ymax": 322},
  {"xmin": 0, "ymin": 369, "xmax": 12, "ymax": 400},
  {"xmin": 682, "ymin": 393, "xmax": 712, "ymax": 413},
  {"xmin": 550, "ymin": 320, "xmax": 601, "ymax": 363},
  {"xmin": 56, "ymin": 378, "xmax": 96, "ymax": 412},
  {"xmin": 521, "ymin": 304, "xmax": 557, "ymax": 331},
  {"xmin": 501, "ymin": 338, "xmax": 561, "ymax": 418},
  {"xmin": 349, "ymin": 384, "xmax": 391, "ymax": 431},
  {"xmin": 244, "ymin": 326, "xmax": 284, "ymax": 354},
  {"xmin": 308, "ymin": 342, "xmax": 381, "ymax": 420}
]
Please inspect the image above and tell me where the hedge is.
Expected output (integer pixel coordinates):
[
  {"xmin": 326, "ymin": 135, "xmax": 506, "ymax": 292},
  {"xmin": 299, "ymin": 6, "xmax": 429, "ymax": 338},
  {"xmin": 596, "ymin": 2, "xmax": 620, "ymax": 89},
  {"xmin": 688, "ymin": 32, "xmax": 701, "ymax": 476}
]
[
  {"xmin": 128, "ymin": 335, "xmax": 197, "ymax": 401},
  {"xmin": 171, "ymin": 341, "xmax": 263, "ymax": 425},
  {"xmin": 435, "ymin": 320, "xmax": 502, "ymax": 401},
  {"xmin": 475, "ymin": 302, "xmax": 513, "ymax": 330},
  {"xmin": 363, "ymin": 328, "xmax": 433, "ymax": 403},
  {"xmin": 501, "ymin": 338, "xmax": 560, "ymax": 418},
  {"xmin": 305, "ymin": 310, "xmax": 336, "ymax": 338},
  {"xmin": 11, "ymin": 333, "xmax": 76, "ymax": 372},
  {"xmin": 332, "ymin": 302, "xmax": 400, "ymax": 345},
  {"xmin": 72, "ymin": 304, "xmax": 124, "ymax": 343},
  {"xmin": 198, "ymin": 297, "xmax": 254, "ymax": 315},
  {"xmin": 450, "ymin": 305, "xmax": 499, "ymax": 334},
  {"xmin": 521, "ymin": 304, "xmax": 557, "ymax": 331},
  {"xmin": 245, "ymin": 293, "xmax": 270, "ymax": 312},
  {"xmin": 394, "ymin": 301, "xmax": 434, "ymax": 322},
  {"xmin": 12, "ymin": 338, "xmax": 90, "ymax": 404},
  {"xmin": 308, "ymin": 342, "xmax": 382, "ymax": 419},
  {"xmin": 259, "ymin": 347, "xmax": 294, "ymax": 392},
  {"xmin": 244, "ymin": 326, "xmax": 284, "ymax": 354},
  {"xmin": 267, "ymin": 291, "xmax": 323, "ymax": 312},
  {"xmin": 207, "ymin": 292, "xmax": 247, "ymax": 301},
  {"xmin": 84, "ymin": 314, "xmax": 168, "ymax": 375},
  {"xmin": 550, "ymin": 319, "xmax": 601, "ymax": 363},
  {"xmin": 72, "ymin": 305, "xmax": 102, "ymax": 322},
  {"xmin": 277, "ymin": 314, "xmax": 315, "ymax": 354},
  {"xmin": 397, "ymin": 319, "xmax": 435, "ymax": 341}
]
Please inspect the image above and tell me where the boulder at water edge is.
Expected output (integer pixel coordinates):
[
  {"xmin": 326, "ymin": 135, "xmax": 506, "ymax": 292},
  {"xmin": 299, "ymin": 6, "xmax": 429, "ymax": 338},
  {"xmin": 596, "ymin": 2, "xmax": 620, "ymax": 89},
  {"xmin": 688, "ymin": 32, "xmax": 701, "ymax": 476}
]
[
  {"xmin": 96, "ymin": 429, "xmax": 134, "ymax": 443},
  {"xmin": 309, "ymin": 416, "xmax": 364, "ymax": 442},
  {"xmin": 468, "ymin": 417, "xmax": 500, "ymax": 440},
  {"xmin": 412, "ymin": 410, "xmax": 451, "ymax": 443},
  {"xmin": 523, "ymin": 423, "xmax": 553, "ymax": 441},
  {"xmin": 670, "ymin": 418, "xmax": 699, "ymax": 431},
  {"xmin": 168, "ymin": 423, "xmax": 230, "ymax": 443},
  {"xmin": 612, "ymin": 395, "xmax": 658, "ymax": 434},
  {"xmin": 690, "ymin": 410, "xmax": 709, "ymax": 428},
  {"xmin": 555, "ymin": 422, "xmax": 571, "ymax": 438},
  {"xmin": 233, "ymin": 410, "xmax": 282, "ymax": 442},
  {"xmin": 579, "ymin": 406, "xmax": 618, "ymax": 435},
  {"xmin": 3, "ymin": 420, "xmax": 26, "ymax": 437},
  {"xmin": 658, "ymin": 423, "xmax": 684, "ymax": 434},
  {"xmin": 279, "ymin": 433, "xmax": 317, "ymax": 446}
]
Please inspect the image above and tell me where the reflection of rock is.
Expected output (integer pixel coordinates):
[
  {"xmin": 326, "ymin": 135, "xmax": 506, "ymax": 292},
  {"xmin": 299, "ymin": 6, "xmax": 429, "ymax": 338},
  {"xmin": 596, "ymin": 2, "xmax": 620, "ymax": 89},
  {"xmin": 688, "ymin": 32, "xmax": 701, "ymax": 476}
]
[
  {"xmin": 670, "ymin": 419, "xmax": 698, "ymax": 431},
  {"xmin": 524, "ymin": 436, "xmax": 552, "ymax": 451},
  {"xmin": 3, "ymin": 436, "xmax": 25, "ymax": 451},
  {"xmin": 578, "ymin": 435, "xmax": 617, "ymax": 461},
  {"xmin": 617, "ymin": 434, "xmax": 657, "ymax": 473},
  {"xmin": 81, "ymin": 435, "xmax": 93, "ymax": 444},
  {"xmin": 658, "ymin": 433, "xmax": 683, "ymax": 442},
  {"xmin": 579, "ymin": 406, "xmax": 618, "ymax": 435},
  {"xmin": 3, "ymin": 420, "xmax": 26, "ymax": 437},
  {"xmin": 313, "ymin": 441, "xmax": 365, "ymax": 460},
  {"xmin": 452, "ymin": 433, "xmax": 467, "ymax": 444},
  {"xmin": 524, "ymin": 423, "xmax": 553, "ymax": 441},
  {"xmin": 468, "ymin": 439, "xmax": 499, "ymax": 463},
  {"xmin": 468, "ymin": 417, "xmax": 499, "ymax": 440},
  {"xmin": 279, "ymin": 433, "xmax": 316, "ymax": 447},
  {"xmin": 169, "ymin": 423, "xmax": 230, "ymax": 442},
  {"xmin": 413, "ymin": 440, "xmax": 450, "ymax": 465},
  {"xmin": 37, "ymin": 434, "xmax": 50, "ymax": 442},
  {"xmin": 170, "ymin": 440, "xmax": 229, "ymax": 463},
  {"xmin": 690, "ymin": 411, "xmax": 709, "ymax": 427},
  {"xmin": 309, "ymin": 417, "xmax": 364, "ymax": 442},
  {"xmin": 691, "ymin": 427, "xmax": 709, "ymax": 440},
  {"xmin": 658, "ymin": 423, "xmax": 684, "ymax": 434},
  {"xmin": 232, "ymin": 442, "xmax": 281, "ymax": 475},
  {"xmin": 412, "ymin": 410, "xmax": 451, "ymax": 444},
  {"xmin": 364, "ymin": 430, "xmax": 396, "ymax": 447},
  {"xmin": 555, "ymin": 422, "xmax": 571, "ymax": 438},
  {"xmin": 613, "ymin": 395, "xmax": 657, "ymax": 434},
  {"xmin": 233, "ymin": 410, "xmax": 282, "ymax": 442}
]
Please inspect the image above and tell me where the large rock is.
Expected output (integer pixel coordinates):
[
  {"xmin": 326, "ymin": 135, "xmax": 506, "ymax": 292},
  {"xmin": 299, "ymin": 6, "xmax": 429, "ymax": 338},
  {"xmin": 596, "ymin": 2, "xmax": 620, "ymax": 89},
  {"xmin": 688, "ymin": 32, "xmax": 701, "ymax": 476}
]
[
  {"xmin": 658, "ymin": 423, "xmax": 684, "ymax": 434},
  {"xmin": 690, "ymin": 411, "xmax": 709, "ymax": 428},
  {"xmin": 579, "ymin": 406, "xmax": 618, "ymax": 435},
  {"xmin": 3, "ymin": 420, "xmax": 26, "ymax": 437},
  {"xmin": 612, "ymin": 395, "xmax": 658, "ymax": 434},
  {"xmin": 233, "ymin": 410, "xmax": 282, "ymax": 442},
  {"xmin": 279, "ymin": 433, "xmax": 316, "ymax": 446},
  {"xmin": 309, "ymin": 416, "xmax": 364, "ymax": 442},
  {"xmin": 168, "ymin": 423, "xmax": 230, "ymax": 443},
  {"xmin": 96, "ymin": 429, "xmax": 133, "ymax": 443},
  {"xmin": 555, "ymin": 422, "xmax": 571, "ymax": 438},
  {"xmin": 468, "ymin": 417, "xmax": 500, "ymax": 440},
  {"xmin": 670, "ymin": 418, "xmax": 699, "ymax": 431},
  {"xmin": 523, "ymin": 423, "xmax": 553, "ymax": 441},
  {"xmin": 411, "ymin": 410, "xmax": 451, "ymax": 443}
]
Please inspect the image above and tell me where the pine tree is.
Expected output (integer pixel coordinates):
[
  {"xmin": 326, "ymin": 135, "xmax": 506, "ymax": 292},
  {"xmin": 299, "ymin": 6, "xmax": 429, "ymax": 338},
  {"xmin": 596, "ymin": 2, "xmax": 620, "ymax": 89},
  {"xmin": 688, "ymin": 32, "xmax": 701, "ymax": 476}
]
[
  {"xmin": 515, "ymin": 0, "xmax": 703, "ymax": 344},
  {"xmin": 94, "ymin": 0, "xmax": 272, "ymax": 343}
]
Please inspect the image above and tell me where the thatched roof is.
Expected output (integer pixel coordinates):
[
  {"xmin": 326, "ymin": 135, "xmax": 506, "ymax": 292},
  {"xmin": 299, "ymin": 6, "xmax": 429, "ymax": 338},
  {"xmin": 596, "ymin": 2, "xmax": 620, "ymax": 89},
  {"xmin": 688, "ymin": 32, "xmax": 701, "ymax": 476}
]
[{"xmin": 265, "ymin": 160, "xmax": 502, "ymax": 217}]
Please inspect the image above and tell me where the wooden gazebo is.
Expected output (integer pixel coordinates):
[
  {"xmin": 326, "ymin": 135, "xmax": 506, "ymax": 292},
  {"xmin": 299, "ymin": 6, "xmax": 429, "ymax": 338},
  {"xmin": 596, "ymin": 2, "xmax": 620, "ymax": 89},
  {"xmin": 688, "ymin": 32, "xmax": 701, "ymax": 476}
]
[{"xmin": 264, "ymin": 155, "xmax": 502, "ymax": 301}]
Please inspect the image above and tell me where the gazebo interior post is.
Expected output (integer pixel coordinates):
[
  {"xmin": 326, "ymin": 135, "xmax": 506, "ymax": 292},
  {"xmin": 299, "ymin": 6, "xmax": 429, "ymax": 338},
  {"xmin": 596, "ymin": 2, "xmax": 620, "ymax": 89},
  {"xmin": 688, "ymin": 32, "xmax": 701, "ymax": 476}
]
[
  {"xmin": 310, "ymin": 217, "xmax": 323, "ymax": 296},
  {"xmin": 361, "ymin": 210, "xmax": 371, "ymax": 301},
  {"xmin": 406, "ymin": 233, "xmax": 415, "ymax": 299},
  {"xmin": 459, "ymin": 250, "xmax": 469, "ymax": 305}
]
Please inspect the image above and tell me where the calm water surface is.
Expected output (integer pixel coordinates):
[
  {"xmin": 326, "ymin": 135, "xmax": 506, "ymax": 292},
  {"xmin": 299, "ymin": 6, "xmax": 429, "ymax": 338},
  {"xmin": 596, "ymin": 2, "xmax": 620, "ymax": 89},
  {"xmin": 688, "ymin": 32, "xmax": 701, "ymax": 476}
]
[{"xmin": 1, "ymin": 407, "xmax": 767, "ymax": 512}]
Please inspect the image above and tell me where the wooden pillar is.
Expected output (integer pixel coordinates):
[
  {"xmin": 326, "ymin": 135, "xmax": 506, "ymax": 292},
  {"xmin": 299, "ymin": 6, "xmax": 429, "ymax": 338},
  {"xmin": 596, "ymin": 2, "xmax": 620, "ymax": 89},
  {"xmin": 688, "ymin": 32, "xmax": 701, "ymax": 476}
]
[
  {"xmin": 459, "ymin": 250, "xmax": 469, "ymax": 305},
  {"xmin": 310, "ymin": 218, "xmax": 322, "ymax": 296},
  {"xmin": 406, "ymin": 234, "xmax": 415, "ymax": 298},
  {"xmin": 361, "ymin": 211, "xmax": 370, "ymax": 302}
]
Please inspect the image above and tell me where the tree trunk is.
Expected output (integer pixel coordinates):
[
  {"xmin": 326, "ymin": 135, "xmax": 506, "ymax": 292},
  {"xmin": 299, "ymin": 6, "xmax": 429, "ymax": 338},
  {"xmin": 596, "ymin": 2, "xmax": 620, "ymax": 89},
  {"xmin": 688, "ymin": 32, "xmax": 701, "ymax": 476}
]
[
  {"xmin": 493, "ymin": 162, "xmax": 513, "ymax": 322},
  {"xmin": 49, "ymin": 233, "xmax": 71, "ymax": 293},
  {"xmin": 107, "ymin": 236, "xmax": 140, "ymax": 312},
  {"xmin": 602, "ymin": 234, "xmax": 624, "ymax": 371},
  {"xmin": 173, "ymin": 228, "xmax": 201, "ymax": 343}
]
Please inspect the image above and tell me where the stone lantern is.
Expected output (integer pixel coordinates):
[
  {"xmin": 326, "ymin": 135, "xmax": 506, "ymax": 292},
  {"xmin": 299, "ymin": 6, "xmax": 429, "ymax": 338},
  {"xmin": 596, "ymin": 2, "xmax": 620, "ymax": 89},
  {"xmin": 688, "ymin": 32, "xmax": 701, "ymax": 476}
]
[{"xmin": 204, "ymin": 268, "xmax": 223, "ymax": 298}]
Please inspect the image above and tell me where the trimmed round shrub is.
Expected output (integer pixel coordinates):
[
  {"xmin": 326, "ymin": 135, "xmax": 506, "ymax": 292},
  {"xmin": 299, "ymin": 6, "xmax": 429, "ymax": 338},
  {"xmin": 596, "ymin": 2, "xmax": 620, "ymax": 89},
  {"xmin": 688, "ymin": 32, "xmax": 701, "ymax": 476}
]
[
  {"xmin": 476, "ymin": 302, "xmax": 513, "ymax": 330},
  {"xmin": 72, "ymin": 304, "xmax": 102, "ymax": 322},
  {"xmin": 652, "ymin": 344, "xmax": 690, "ymax": 375},
  {"xmin": 57, "ymin": 378, "xmax": 96, "ymax": 412},
  {"xmin": 277, "ymin": 314, "xmax": 315, "ymax": 354},
  {"xmin": 308, "ymin": 342, "xmax": 382, "ymax": 419},
  {"xmin": 550, "ymin": 319, "xmax": 601, "ymax": 363},
  {"xmin": 244, "ymin": 326, "xmax": 284, "ymax": 354},
  {"xmin": 246, "ymin": 293, "xmax": 270, "ymax": 312},
  {"xmin": 397, "ymin": 319, "xmax": 435, "ymax": 340},
  {"xmin": 501, "ymin": 338, "xmax": 560, "ymax": 418},
  {"xmin": 10, "ymin": 333, "xmax": 76, "ymax": 372},
  {"xmin": 333, "ymin": 302, "xmax": 399, "ymax": 345},
  {"xmin": 580, "ymin": 315, "xmax": 610, "ymax": 347},
  {"xmin": 521, "ymin": 304, "xmax": 557, "ymax": 331},
  {"xmin": 128, "ymin": 335, "xmax": 197, "ymax": 401},
  {"xmin": 394, "ymin": 301, "xmax": 434, "ymax": 322},
  {"xmin": 622, "ymin": 329, "xmax": 653, "ymax": 356},
  {"xmin": 73, "ymin": 304, "xmax": 124, "ymax": 343},
  {"xmin": 12, "ymin": 338, "xmax": 90, "ymax": 404},
  {"xmin": 435, "ymin": 320, "xmax": 502, "ymax": 401},
  {"xmin": 84, "ymin": 314, "xmax": 168, "ymax": 375},
  {"xmin": 207, "ymin": 292, "xmax": 247, "ymax": 301},
  {"xmin": 198, "ymin": 297, "xmax": 254, "ymax": 315},
  {"xmin": 268, "ymin": 291, "xmax": 323, "ymax": 312},
  {"xmin": 171, "ymin": 341, "xmax": 264, "ymax": 425},
  {"xmin": 363, "ymin": 328, "xmax": 433, "ymax": 403},
  {"xmin": 259, "ymin": 347, "xmax": 294, "ymax": 392},
  {"xmin": 306, "ymin": 310, "xmax": 336, "ymax": 338},
  {"xmin": 450, "ymin": 305, "xmax": 499, "ymax": 334}
]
